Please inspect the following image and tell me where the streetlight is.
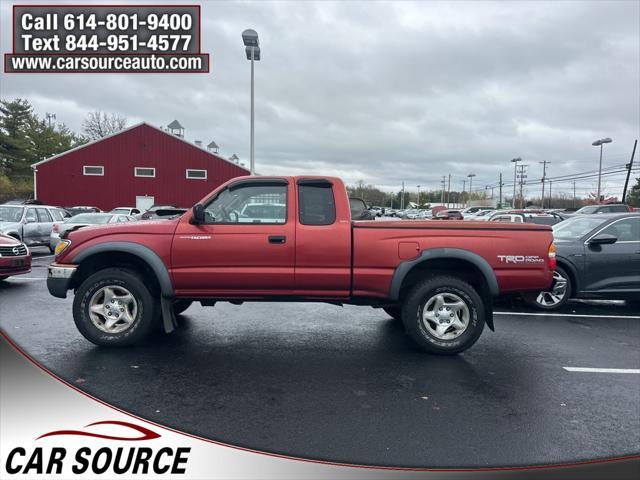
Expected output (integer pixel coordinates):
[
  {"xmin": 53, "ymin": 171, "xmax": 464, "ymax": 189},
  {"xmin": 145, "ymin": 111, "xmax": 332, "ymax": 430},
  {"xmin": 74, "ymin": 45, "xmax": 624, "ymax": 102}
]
[
  {"xmin": 592, "ymin": 137, "xmax": 612, "ymax": 203},
  {"xmin": 242, "ymin": 29, "xmax": 261, "ymax": 175},
  {"xmin": 467, "ymin": 174, "xmax": 476, "ymax": 197},
  {"xmin": 510, "ymin": 157, "xmax": 522, "ymax": 207}
]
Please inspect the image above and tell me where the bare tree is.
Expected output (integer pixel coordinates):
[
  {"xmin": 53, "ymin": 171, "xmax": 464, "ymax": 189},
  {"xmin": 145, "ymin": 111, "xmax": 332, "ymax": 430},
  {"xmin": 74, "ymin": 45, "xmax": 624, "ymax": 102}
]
[{"xmin": 82, "ymin": 111, "xmax": 127, "ymax": 140}]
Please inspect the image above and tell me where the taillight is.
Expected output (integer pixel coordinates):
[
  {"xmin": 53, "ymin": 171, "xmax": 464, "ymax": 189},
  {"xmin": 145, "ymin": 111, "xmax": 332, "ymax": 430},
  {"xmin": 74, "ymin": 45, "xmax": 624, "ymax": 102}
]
[
  {"xmin": 548, "ymin": 243, "xmax": 557, "ymax": 270},
  {"xmin": 52, "ymin": 223, "xmax": 59, "ymax": 233}
]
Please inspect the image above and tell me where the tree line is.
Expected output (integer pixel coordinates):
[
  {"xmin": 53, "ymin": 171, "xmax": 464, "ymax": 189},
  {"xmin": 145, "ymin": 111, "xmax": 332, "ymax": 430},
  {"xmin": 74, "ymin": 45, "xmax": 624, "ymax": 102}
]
[{"xmin": 0, "ymin": 98, "xmax": 126, "ymax": 202}]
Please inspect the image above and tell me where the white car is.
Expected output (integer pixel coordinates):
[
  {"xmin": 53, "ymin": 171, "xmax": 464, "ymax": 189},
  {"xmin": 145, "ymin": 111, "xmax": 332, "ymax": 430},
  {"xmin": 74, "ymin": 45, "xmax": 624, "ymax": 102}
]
[{"xmin": 110, "ymin": 207, "xmax": 141, "ymax": 216}]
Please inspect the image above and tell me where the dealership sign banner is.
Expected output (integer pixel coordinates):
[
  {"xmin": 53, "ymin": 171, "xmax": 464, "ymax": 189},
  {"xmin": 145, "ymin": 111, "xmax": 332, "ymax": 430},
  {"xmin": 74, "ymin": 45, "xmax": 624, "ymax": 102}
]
[
  {"xmin": 1, "ymin": 333, "xmax": 638, "ymax": 480},
  {"xmin": 5, "ymin": 4, "xmax": 209, "ymax": 73}
]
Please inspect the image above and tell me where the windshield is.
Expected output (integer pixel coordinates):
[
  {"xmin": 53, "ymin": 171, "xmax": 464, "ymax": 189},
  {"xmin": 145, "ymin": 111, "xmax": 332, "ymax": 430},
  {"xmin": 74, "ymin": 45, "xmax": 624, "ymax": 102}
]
[
  {"xmin": 66, "ymin": 214, "xmax": 112, "ymax": 224},
  {"xmin": 110, "ymin": 208, "xmax": 129, "ymax": 214},
  {"xmin": 575, "ymin": 205, "xmax": 599, "ymax": 214},
  {"xmin": 552, "ymin": 217, "xmax": 605, "ymax": 240},
  {"xmin": 0, "ymin": 206, "xmax": 24, "ymax": 222}
]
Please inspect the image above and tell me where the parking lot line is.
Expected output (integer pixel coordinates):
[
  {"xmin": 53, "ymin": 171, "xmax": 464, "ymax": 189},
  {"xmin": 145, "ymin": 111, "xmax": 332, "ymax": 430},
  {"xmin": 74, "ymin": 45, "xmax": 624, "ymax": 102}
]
[
  {"xmin": 494, "ymin": 311, "xmax": 640, "ymax": 319},
  {"xmin": 7, "ymin": 277, "xmax": 47, "ymax": 281},
  {"xmin": 563, "ymin": 367, "xmax": 640, "ymax": 374}
]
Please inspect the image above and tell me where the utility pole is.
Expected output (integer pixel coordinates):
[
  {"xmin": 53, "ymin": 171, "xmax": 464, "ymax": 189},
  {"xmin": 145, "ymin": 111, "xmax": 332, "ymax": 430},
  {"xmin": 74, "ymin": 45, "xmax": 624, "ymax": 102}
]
[
  {"xmin": 548, "ymin": 180, "xmax": 553, "ymax": 209},
  {"xmin": 511, "ymin": 157, "xmax": 522, "ymax": 208},
  {"xmin": 539, "ymin": 161, "xmax": 550, "ymax": 208},
  {"xmin": 462, "ymin": 180, "xmax": 466, "ymax": 207},
  {"xmin": 416, "ymin": 185, "xmax": 421, "ymax": 206},
  {"xmin": 517, "ymin": 164, "xmax": 528, "ymax": 209},
  {"xmin": 498, "ymin": 173, "xmax": 503, "ymax": 208},
  {"xmin": 401, "ymin": 182, "xmax": 405, "ymax": 209},
  {"xmin": 573, "ymin": 181, "xmax": 576, "ymax": 208},
  {"xmin": 622, "ymin": 139, "xmax": 637, "ymax": 203},
  {"xmin": 441, "ymin": 176, "xmax": 446, "ymax": 204},
  {"xmin": 447, "ymin": 174, "xmax": 451, "ymax": 207}
]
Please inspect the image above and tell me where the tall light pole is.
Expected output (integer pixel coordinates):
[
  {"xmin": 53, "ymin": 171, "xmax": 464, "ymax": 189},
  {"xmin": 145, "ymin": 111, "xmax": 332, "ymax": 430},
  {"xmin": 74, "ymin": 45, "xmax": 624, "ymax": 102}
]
[
  {"xmin": 467, "ymin": 174, "xmax": 476, "ymax": 199},
  {"xmin": 511, "ymin": 157, "xmax": 522, "ymax": 207},
  {"xmin": 242, "ymin": 29, "xmax": 260, "ymax": 175},
  {"xmin": 592, "ymin": 137, "xmax": 612, "ymax": 203}
]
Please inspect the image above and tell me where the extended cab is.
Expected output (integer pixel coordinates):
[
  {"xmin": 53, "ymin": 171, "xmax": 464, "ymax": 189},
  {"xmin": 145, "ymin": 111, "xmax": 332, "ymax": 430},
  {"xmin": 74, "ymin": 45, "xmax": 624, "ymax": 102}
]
[{"xmin": 47, "ymin": 176, "xmax": 555, "ymax": 354}]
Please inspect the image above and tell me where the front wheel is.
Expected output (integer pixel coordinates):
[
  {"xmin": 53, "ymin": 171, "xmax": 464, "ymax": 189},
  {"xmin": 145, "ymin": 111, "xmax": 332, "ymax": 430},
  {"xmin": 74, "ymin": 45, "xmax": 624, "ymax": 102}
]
[
  {"xmin": 72, "ymin": 268, "xmax": 158, "ymax": 347},
  {"xmin": 523, "ymin": 267, "xmax": 571, "ymax": 310},
  {"xmin": 402, "ymin": 276, "xmax": 485, "ymax": 355}
]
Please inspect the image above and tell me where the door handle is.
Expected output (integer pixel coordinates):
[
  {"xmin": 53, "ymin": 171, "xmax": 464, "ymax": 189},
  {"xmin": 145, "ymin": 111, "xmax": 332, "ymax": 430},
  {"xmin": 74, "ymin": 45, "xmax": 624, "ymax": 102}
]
[{"xmin": 268, "ymin": 235, "xmax": 286, "ymax": 244}]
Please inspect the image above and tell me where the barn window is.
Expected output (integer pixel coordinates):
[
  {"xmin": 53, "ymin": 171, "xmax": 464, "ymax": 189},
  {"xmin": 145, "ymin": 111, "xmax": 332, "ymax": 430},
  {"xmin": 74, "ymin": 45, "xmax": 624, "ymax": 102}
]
[
  {"xmin": 135, "ymin": 167, "xmax": 156, "ymax": 178},
  {"xmin": 186, "ymin": 169, "xmax": 207, "ymax": 180},
  {"xmin": 83, "ymin": 166, "xmax": 104, "ymax": 176}
]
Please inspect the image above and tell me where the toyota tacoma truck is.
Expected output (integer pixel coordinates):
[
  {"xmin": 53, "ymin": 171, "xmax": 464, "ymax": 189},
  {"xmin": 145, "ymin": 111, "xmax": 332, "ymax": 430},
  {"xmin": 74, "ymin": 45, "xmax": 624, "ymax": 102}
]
[{"xmin": 47, "ymin": 176, "xmax": 555, "ymax": 354}]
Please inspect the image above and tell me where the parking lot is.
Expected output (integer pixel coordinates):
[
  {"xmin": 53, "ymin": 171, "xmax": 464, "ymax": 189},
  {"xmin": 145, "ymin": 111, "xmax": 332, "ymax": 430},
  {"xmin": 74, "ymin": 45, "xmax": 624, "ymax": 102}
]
[{"xmin": 1, "ymin": 247, "xmax": 639, "ymax": 468}]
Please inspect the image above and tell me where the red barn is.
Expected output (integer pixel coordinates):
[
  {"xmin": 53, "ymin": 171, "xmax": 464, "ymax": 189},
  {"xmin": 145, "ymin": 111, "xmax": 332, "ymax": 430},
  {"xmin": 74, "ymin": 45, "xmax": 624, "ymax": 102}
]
[{"xmin": 32, "ymin": 123, "xmax": 249, "ymax": 211}]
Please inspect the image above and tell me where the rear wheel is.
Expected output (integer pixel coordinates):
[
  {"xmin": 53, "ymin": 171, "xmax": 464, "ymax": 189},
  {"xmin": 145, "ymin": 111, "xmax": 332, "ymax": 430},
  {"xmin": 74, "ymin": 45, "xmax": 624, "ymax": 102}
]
[
  {"xmin": 72, "ymin": 268, "xmax": 158, "ymax": 347},
  {"xmin": 401, "ymin": 276, "xmax": 485, "ymax": 355},
  {"xmin": 523, "ymin": 267, "xmax": 571, "ymax": 310}
]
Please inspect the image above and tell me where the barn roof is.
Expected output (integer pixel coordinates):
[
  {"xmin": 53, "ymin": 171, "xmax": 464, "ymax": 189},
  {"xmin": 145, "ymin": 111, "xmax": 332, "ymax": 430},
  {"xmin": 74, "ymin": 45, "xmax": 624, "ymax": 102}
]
[{"xmin": 31, "ymin": 122, "xmax": 250, "ymax": 173}]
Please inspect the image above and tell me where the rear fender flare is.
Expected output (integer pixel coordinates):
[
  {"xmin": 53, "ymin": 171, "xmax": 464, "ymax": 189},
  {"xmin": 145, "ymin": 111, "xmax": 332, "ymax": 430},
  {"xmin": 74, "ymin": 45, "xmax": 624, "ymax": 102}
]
[{"xmin": 72, "ymin": 242, "xmax": 174, "ymax": 297}]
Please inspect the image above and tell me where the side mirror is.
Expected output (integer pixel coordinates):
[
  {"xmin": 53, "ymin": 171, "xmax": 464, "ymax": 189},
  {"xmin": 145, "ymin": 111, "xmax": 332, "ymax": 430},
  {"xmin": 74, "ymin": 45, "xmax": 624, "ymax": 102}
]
[
  {"xmin": 588, "ymin": 233, "xmax": 617, "ymax": 245},
  {"xmin": 190, "ymin": 204, "xmax": 205, "ymax": 224}
]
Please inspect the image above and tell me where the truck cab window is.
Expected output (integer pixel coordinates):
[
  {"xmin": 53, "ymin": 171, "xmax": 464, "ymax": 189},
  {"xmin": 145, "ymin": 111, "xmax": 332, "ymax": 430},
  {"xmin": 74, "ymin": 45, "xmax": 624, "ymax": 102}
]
[
  {"xmin": 204, "ymin": 184, "xmax": 287, "ymax": 224},
  {"xmin": 299, "ymin": 184, "xmax": 336, "ymax": 225}
]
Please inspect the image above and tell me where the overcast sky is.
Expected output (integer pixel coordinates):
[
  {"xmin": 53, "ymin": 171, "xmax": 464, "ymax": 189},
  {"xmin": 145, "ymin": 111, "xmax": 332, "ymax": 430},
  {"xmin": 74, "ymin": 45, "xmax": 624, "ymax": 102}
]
[{"xmin": 1, "ymin": 0, "xmax": 639, "ymax": 198}]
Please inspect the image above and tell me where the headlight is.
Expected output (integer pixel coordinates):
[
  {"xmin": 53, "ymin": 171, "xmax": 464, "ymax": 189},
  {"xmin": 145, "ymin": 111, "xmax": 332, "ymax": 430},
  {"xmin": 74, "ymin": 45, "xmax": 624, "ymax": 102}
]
[{"xmin": 54, "ymin": 239, "xmax": 71, "ymax": 256}]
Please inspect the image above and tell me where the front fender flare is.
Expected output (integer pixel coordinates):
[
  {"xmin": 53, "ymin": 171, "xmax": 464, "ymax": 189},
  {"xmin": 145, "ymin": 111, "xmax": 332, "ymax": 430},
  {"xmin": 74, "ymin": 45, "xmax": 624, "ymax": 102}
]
[{"xmin": 72, "ymin": 242, "xmax": 174, "ymax": 297}]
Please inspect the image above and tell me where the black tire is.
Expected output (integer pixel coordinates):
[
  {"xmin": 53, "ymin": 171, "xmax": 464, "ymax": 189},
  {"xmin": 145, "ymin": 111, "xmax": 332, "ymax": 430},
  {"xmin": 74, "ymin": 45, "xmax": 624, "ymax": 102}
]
[
  {"xmin": 523, "ymin": 266, "xmax": 572, "ymax": 311},
  {"xmin": 401, "ymin": 275, "xmax": 485, "ymax": 355},
  {"xmin": 173, "ymin": 300, "xmax": 192, "ymax": 315},
  {"xmin": 383, "ymin": 306, "xmax": 402, "ymax": 321},
  {"xmin": 72, "ymin": 268, "xmax": 158, "ymax": 347}
]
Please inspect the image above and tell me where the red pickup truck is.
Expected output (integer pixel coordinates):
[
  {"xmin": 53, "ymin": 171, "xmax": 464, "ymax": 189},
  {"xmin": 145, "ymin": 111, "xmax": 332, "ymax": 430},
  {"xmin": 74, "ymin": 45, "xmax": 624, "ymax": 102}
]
[{"xmin": 47, "ymin": 176, "xmax": 555, "ymax": 354}]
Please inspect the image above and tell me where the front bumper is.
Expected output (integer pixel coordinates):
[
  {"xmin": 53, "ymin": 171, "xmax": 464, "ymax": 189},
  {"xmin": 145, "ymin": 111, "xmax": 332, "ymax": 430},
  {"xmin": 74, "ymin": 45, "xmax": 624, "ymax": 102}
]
[
  {"xmin": 0, "ymin": 255, "xmax": 31, "ymax": 278},
  {"xmin": 47, "ymin": 263, "xmax": 77, "ymax": 298}
]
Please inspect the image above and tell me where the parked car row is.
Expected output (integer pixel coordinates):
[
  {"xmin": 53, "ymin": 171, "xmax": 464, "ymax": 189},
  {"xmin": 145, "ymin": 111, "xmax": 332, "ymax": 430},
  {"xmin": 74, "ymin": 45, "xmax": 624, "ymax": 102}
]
[{"xmin": 0, "ymin": 201, "xmax": 190, "ymax": 253}]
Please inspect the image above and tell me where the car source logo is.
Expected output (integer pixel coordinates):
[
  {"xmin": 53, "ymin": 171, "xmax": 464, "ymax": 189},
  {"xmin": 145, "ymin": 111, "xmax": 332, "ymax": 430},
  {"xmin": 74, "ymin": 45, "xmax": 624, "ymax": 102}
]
[{"xmin": 12, "ymin": 246, "xmax": 20, "ymax": 255}]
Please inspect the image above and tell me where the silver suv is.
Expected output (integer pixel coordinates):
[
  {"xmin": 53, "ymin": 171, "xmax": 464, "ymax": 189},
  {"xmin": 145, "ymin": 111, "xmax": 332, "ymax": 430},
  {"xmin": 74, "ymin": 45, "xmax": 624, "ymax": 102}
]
[{"xmin": 0, "ymin": 204, "xmax": 70, "ymax": 252}]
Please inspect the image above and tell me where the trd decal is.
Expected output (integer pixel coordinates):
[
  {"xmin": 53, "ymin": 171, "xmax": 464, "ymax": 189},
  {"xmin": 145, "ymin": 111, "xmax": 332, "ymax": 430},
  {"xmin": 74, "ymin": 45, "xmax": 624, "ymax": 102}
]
[{"xmin": 497, "ymin": 255, "xmax": 544, "ymax": 264}]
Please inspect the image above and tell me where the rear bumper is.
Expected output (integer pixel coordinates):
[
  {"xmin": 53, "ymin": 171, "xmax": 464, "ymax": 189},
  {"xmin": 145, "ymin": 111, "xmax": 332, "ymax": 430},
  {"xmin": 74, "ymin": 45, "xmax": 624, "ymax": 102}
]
[{"xmin": 47, "ymin": 263, "xmax": 77, "ymax": 298}]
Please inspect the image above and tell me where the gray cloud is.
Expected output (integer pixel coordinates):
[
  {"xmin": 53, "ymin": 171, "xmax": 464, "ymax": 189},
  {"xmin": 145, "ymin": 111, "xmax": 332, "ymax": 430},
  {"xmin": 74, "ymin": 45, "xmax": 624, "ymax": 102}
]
[{"xmin": 1, "ymin": 0, "xmax": 638, "ymax": 198}]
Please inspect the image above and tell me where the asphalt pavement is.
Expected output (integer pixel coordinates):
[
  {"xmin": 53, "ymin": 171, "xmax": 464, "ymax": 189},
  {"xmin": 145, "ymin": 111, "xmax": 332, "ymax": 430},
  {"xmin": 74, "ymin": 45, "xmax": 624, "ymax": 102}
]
[{"xmin": 0, "ymin": 247, "xmax": 638, "ymax": 467}]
